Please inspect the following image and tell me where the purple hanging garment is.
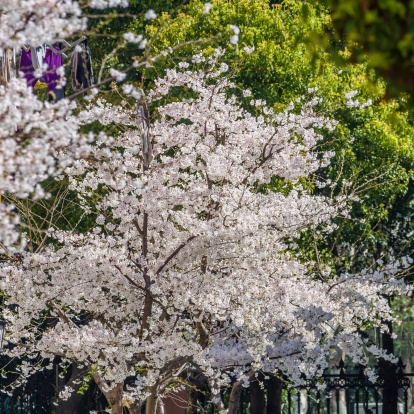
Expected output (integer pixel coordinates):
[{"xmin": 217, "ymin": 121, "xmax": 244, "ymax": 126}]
[
  {"xmin": 43, "ymin": 47, "xmax": 62, "ymax": 90},
  {"xmin": 20, "ymin": 49, "xmax": 37, "ymax": 88},
  {"xmin": 19, "ymin": 47, "xmax": 64, "ymax": 101}
]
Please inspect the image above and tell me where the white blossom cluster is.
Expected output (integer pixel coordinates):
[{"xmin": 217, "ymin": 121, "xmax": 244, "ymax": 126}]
[
  {"xmin": 0, "ymin": 78, "xmax": 92, "ymax": 250},
  {"xmin": 0, "ymin": 0, "xmax": 86, "ymax": 52},
  {"xmin": 0, "ymin": 0, "xmax": 164, "ymax": 253},
  {"xmin": 88, "ymin": 0, "xmax": 128, "ymax": 9},
  {"xmin": 0, "ymin": 54, "xmax": 410, "ymax": 411}
]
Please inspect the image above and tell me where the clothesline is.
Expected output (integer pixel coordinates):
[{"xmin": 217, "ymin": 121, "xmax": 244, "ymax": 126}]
[
  {"xmin": 1, "ymin": 35, "xmax": 94, "ymax": 101},
  {"xmin": 21, "ymin": 36, "xmax": 87, "ymax": 59}
]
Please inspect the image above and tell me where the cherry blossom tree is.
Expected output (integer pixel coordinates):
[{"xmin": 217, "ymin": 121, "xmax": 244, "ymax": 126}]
[
  {"xmin": 0, "ymin": 51, "xmax": 410, "ymax": 414},
  {"xmin": 0, "ymin": 77, "xmax": 95, "ymax": 251},
  {"xmin": 0, "ymin": 0, "xmax": 107, "ymax": 251},
  {"xmin": 0, "ymin": 0, "xmax": 228, "ymax": 255}
]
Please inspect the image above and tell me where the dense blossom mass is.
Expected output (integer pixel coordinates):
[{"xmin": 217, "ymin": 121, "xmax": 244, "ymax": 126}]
[
  {"xmin": 0, "ymin": 0, "xmax": 131, "ymax": 250},
  {"xmin": 0, "ymin": 0, "xmax": 132, "ymax": 52},
  {"xmin": 0, "ymin": 78, "xmax": 93, "ymax": 251},
  {"xmin": 0, "ymin": 51, "xmax": 410, "ymax": 414},
  {"xmin": 0, "ymin": 0, "xmax": 85, "ymax": 52}
]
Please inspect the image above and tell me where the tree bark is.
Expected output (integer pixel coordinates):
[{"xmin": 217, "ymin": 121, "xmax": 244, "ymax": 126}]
[
  {"xmin": 127, "ymin": 402, "xmax": 142, "ymax": 414},
  {"xmin": 186, "ymin": 386, "xmax": 199, "ymax": 414},
  {"xmin": 91, "ymin": 371, "xmax": 124, "ymax": 414},
  {"xmin": 227, "ymin": 371, "xmax": 254, "ymax": 414},
  {"xmin": 404, "ymin": 355, "xmax": 412, "ymax": 410},
  {"xmin": 266, "ymin": 375, "xmax": 283, "ymax": 414},
  {"xmin": 228, "ymin": 380, "xmax": 245, "ymax": 414},
  {"xmin": 146, "ymin": 393, "xmax": 159, "ymax": 414},
  {"xmin": 54, "ymin": 363, "xmax": 92, "ymax": 414},
  {"xmin": 109, "ymin": 382, "xmax": 124, "ymax": 414},
  {"xmin": 250, "ymin": 373, "xmax": 266, "ymax": 414},
  {"xmin": 211, "ymin": 387, "xmax": 225, "ymax": 412},
  {"xmin": 158, "ymin": 399, "xmax": 166, "ymax": 414},
  {"xmin": 382, "ymin": 317, "xmax": 398, "ymax": 414}
]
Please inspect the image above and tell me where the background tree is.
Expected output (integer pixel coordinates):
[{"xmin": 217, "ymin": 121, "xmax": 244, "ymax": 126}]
[
  {"xmin": 306, "ymin": 0, "xmax": 414, "ymax": 96},
  {"xmin": 2, "ymin": 53, "xmax": 408, "ymax": 414}
]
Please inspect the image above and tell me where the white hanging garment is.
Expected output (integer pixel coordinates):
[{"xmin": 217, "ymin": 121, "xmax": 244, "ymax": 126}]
[
  {"xmin": 0, "ymin": 48, "xmax": 17, "ymax": 86},
  {"xmin": 30, "ymin": 45, "xmax": 46, "ymax": 70}
]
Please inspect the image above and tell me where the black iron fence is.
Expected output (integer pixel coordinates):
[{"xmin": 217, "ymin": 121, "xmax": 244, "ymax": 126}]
[
  {"xmin": 0, "ymin": 370, "xmax": 108, "ymax": 414},
  {"xmin": 0, "ymin": 358, "xmax": 412, "ymax": 413},
  {"xmin": 286, "ymin": 359, "xmax": 413, "ymax": 414}
]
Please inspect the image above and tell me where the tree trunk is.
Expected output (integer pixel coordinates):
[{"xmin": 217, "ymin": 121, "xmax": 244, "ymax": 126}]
[
  {"xmin": 227, "ymin": 371, "xmax": 254, "ymax": 414},
  {"xmin": 228, "ymin": 380, "xmax": 245, "ymax": 414},
  {"xmin": 127, "ymin": 402, "xmax": 142, "ymax": 414},
  {"xmin": 209, "ymin": 382, "xmax": 225, "ymax": 412},
  {"xmin": 92, "ymin": 371, "xmax": 124, "ymax": 414},
  {"xmin": 146, "ymin": 393, "xmax": 159, "ymax": 414},
  {"xmin": 186, "ymin": 386, "xmax": 199, "ymax": 414},
  {"xmin": 266, "ymin": 375, "xmax": 282, "ymax": 414},
  {"xmin": 397, "ymin": 355, "xmax": 412, "ymax": 411},
  {"xmin": 382, "ymin": 317, "xmax": 398, "ymax": 414},
  {"xmin": 250, "ymin": 374, "xmax": 266, "ymax": 414},
  {"xmin": 109, "ymin": 382, "xmax": 124, "ymax": 414},
  {"xmin": 54, "ymin": 362, "xmax": 92, "ymax": 414},
  {"xmin": 158, "ymin": 399, "xmax": 166, "ymax": 414},
  {"xmin": 405, "ymin": 356, "xmax": 413, "ymax": 410}
]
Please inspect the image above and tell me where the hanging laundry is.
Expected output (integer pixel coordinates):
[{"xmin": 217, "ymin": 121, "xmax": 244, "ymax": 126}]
[
  {"xmin": 0, "ymin": 48, "xmax": 17, "ymax": 87},
  {"xmin": 69, "ymin": 38, "xmax": 94, "ymax": 91},
  {"xmin": 20, "ymin": 46, "xmax": 65, "ymax": 101},
  {"xmin": 30, "ymin": 45, "xmax": 46, "ymax": 70}
]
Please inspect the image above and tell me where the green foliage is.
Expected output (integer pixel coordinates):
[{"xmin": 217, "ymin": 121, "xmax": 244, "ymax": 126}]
[
  {"xmin": 393, "ymin": 296, "xmax": 414, "ymax": 364},
  {"xmin": 132, "ymin": 0, "xmax": 414, "ymax": 272},
  {"xmin": 307, "ymin": 0, "xmax": 414, "ymax": 97},
  {"xmin": 22, "ymin": 0, "xmax": 414, "ymax": 275}
]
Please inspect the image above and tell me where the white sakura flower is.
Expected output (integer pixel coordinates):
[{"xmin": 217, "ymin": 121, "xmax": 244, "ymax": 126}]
[
  {"xmin": 106, "ymin": 223, "xmax": 115, "ymax": 231},
  {"xmin": 34, "ymin": 68, "xmax": 43, "ymax": 78},
  {"xmin": 56, "ymin": 66, "xmax": 65, "ymax": 76},
  {"xmin": 229, "ymin": 24, "xmax": 240, "ymax": 35},
  {"xmin": 139, "ymin": 38, "xmax": 148, "ymax": 49},
  {"xmin": 123, "ymin": 32, "xmax": 143, "ymax": 44},
  {"xmin": 96, "ymin": 215, "xmax": 105, "ymax": 225},
  {"xmin": 192, "ymin": 53, "xmax": 205, "ymax": 63},
  {"xmin": 203, "ymin": 2, "xmax": 212, "ymax": 14},
  {"xmin": 122, "ymin": 84, "xmax": 134, "ymax": 94},
  {"xmin": 345, "ymin": 90, "xmax": 358, "ymax": 100},
  {"xmin": 360, "ymin": 99, "xmax": 372, "ymax": 108},
  {"xmin": 144, "ymin": 9, "xmax": 157, "ymax": 20},
  {"xmin": 243, "ymin": 89, "xmax": 252, "ymax": 97},
  {"xmin": 243, "ymin": 46, "xmax": 255, "ymax": 54},
  {"xmin": 109, "ymin": 68, "xmax": 127, "ymax": 82},
  {"xmin": 131, "ymin": 89, "xmax": 142, "ymax": 100},
  {"xmin": 230, "ymin": 35, "xmax": 239, "ymax": 45},
  {"xmin": 219, "ymin": 62, "xmax": 229, "ymax": 72},
  {"xmin": 89, "ymin": 0, "xmax": 128, "ymax": 8}
]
